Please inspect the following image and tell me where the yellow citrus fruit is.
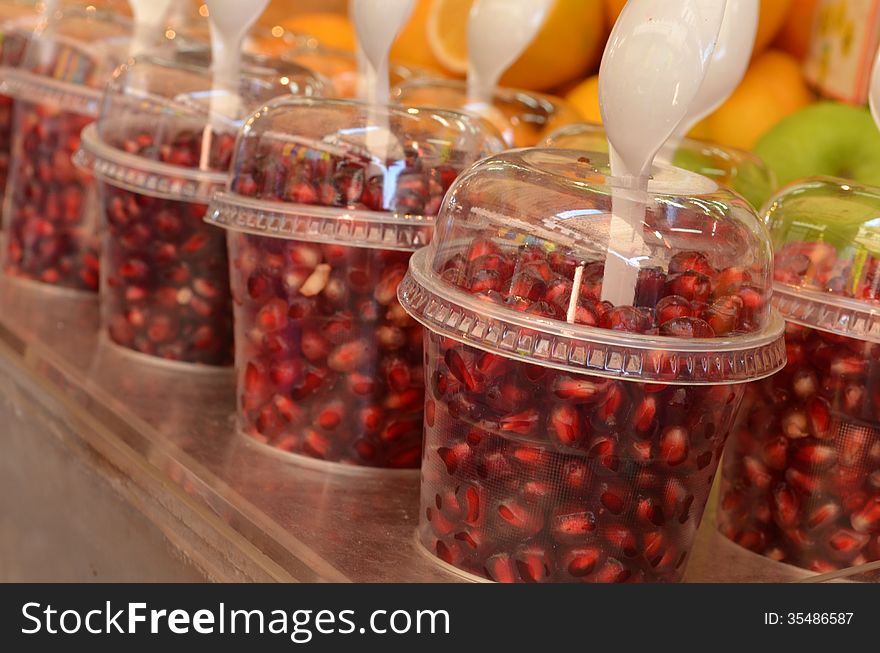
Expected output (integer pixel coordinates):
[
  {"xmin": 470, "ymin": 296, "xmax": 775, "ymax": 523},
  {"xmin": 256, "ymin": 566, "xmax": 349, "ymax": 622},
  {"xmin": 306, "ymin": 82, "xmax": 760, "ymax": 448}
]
[
  {"xmin": 700, "ymin": 50, "xmax": 813, "ymax": 150},
  {"xmin": 390, "ymin": 0, "xmax": 448, "ymax": 73},
  {"xmin": 280, "ymin": 13, "xmax": 356, "ymax": 52},
  {"xmin": 774, "ymin": 0, "xmax": 818, "ymax": 60},
  {"xmin": 604, "ymin": 0, "xmax": 793, "ymax": 57},
  {"xmin": 427, "ymin": 0, "xmax": 606, "ymax": 91},
  {"xmin": 565, "ymin": 74, "xmax": 602, "ymax": 123}
]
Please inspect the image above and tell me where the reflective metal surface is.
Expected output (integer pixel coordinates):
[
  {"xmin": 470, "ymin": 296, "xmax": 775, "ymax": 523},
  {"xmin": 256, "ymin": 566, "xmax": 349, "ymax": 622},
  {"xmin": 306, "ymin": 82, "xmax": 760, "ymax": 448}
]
[{"xmin": 0, "ymin": 277, "xmax": 868, "ymax": 582}]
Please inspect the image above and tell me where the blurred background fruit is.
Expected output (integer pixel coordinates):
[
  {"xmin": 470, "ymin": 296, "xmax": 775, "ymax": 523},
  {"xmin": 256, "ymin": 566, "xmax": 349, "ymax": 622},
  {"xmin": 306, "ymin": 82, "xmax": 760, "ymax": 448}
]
[
  {"xmin": 565, "ymin": 74, "xmax": 601, "ymax": 123},
  {"xmin": 774, "ymin": 0, "xmax": 819, "ymax": 60},
  {"xmin": 426, "ymin": 0, "xmax": 606, "ymax": 91},
  {"xmin": 693, "ymin": 50, "xmax": 814, "ymax": 150},
  {"xmin": 753, "ymin": 0, "xmax": 793, "ymax": 54},
  {"xmin": 755, "ymin": 102, "xmax": 880, "ymax": 188}
]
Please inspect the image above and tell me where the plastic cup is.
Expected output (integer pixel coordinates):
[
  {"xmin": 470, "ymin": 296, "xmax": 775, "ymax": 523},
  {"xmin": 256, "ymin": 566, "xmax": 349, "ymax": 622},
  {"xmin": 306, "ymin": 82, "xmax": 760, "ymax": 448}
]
[
  {"xmin": 1, "ymin": 2, "xmax": 132, "ymax": 292},
  {"xmin": 393, "ymin": 77, "xmax": 580, "ymax": 148},
  {"xmin": 0, "ymin": 4, "xmax": 37, "ymax": 227},
  {"xmin": 206, "ymin": 97, "xmax": 503, "ymax": 467},
  {"xmin": 719, "ymin": 178, "xmax": 880, "ymax": 573},
  {"xmin": 398, "ymin": 148, "xmax": 786, "ymax": 582},
  {"xmin": 543, "ymin": 122, "xmax": 777, "ymax": 210},
  {"xmin": 75, "ymin": 49, "xmax": 323, "ymax": 367}
]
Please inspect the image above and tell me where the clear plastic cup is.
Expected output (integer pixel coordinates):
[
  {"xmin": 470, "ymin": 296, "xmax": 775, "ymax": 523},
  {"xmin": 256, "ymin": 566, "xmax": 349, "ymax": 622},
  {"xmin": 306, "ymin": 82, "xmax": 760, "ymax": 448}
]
[
  {"xmin": 397, "ymin": 149, "xmax": 786, "ymax": 582},
  {"xmin": 1, "ymin": 2, "xmax": 133, "ymax": 292},
  {"xmin": 206, "ymin": 97, "xmax": 503, "ymax": 467},
  {"xmin": 0, "ymin": 2, "xmax": 38, "ymax": 226},
  {"xmin": 719, "ymin": 178, "xmax": 880, "ymax": 573},
  {"xmin": 286, "ymin": 44, "xmax": 426, "ymax": 99},
  {"xmin": 543, "ymin": 122, "xmax": 777, "ymax": 210},
  {"xmin": 393, "ymin": 78, "xmax": 581, "ymax": 148},
  {"xmin": 75, "ymin": 49, "xmax": 323, "ymax": 367}
]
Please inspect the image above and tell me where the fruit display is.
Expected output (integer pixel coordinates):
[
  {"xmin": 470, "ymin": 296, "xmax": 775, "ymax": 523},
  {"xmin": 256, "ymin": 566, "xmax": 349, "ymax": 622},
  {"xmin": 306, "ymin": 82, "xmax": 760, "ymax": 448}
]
[
  {"xmin": 1, "ymin": 5, "xmax": 132, "ymax": 291},
  {"xmin": 393, "ymin": 78, "xmax": 580, "ymax": 147},
  {"xmin": 78, "ymin": 49, "xmax": 323, "ymax": 366},
  {"xmin": 719, "ymin": 178, "xmax": 880, "ymax": 572},
  {"xmin": 543, "ymin": 122, "xmax": 776, "ymax": 210},
  {"xmin": 398, "ymin": 149, "xmax": 786, "ymax": 582},
  {"xmin": 206, "ymin": 97, "xmax": 502, "ymax": 466}
]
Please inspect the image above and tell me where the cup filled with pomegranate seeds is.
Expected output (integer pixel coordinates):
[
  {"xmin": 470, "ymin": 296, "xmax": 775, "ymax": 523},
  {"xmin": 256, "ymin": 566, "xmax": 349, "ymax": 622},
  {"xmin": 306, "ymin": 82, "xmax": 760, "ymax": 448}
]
[
  {"xmin": 0, "ymin": 2, "xmax": 39, "ymax": 227},
  {"xmin": 76, "ymin": 49, "xmax": 323, "ymax": 367},
  {"xmin": 393, "ymin": 78, "xmax": 580, "ymax": 148},
  {"xmin": 397, "ymin": 148, "xmax": 787, "ymax": 582},
  {"xmin": 0, "ymin": 2, "xmax": 134, "ymax": 292},
  {"xmin": 206, "ymin": 97, "xmax": 503, "ymax": 468},
  {"xmin": 543, "ymin": 122, "xmax": 777, "ymax": 211},
  {"xmin": 719, "ymin": 178, "xmax": 880, "ymax": 573}
]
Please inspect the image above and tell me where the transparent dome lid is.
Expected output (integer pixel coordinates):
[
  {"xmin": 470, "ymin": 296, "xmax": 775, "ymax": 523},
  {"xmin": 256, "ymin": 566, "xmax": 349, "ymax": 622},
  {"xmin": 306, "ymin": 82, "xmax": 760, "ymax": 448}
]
[
  {"xmin": 285, "ymin": 44, "xmax": 426, "ymax": 99},
  {"xmin": 393, "ymin": 78, "xmax": 580, "ymax": 148},
  {"xmin": 1, "ymin": 1, "xmax": 133, "ymax": 115},
  {"xmin": 766, "ymin": 177, "xmax": 880, "ymax": 342},
  {"xmin": 543, "ymin": 122, "xmax": 777, "ymax": 210},
  {"xmin": 76, "ymin": 47, "xmax": 324, "ymax": 201},
  {"xmin": 398, "ymin": 148, "xmax": 786, "ymax": 384},
  {"xmin": 207, "ymin": 96, "xmax": 505, "ymax": 251}
]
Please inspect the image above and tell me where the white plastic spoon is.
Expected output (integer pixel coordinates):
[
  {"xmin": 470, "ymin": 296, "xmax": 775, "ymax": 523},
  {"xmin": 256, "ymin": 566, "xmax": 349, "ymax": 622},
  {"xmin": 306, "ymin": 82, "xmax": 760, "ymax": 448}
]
[
  {"xmin": 199, "ymin": 0, "xmax": 270, "ymax": 170},
  {"xmin": 127, "ymin": 0, "xmax": 175, "ymax": 57},
  {"xmin": 464, "ymin": 0, "xmax": 551, "ymax": 145},
  {"xmin": 466, "ymin": 0, "xmax": 551, "ymax": 103},
  {"xmin": 350, "ymin": 0, "xmax": 414, "ymax": 169},
  {"xmin": 671, "ymin": 0, "xmax": 758, "ymax": 142},
  {"xmin": 350, "ymin": 0, "xmax": 415, "ymax": 106},
  {"xmin": 595, "ymin": 0, "xmax": 726, "ymax": 309}
]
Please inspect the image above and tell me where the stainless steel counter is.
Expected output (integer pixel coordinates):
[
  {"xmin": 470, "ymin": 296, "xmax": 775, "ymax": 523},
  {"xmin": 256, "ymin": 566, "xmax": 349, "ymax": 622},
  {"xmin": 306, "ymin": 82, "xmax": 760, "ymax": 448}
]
[{"xmin": 1, "ymin": 277, "xmax": 876, "ymax": 582}]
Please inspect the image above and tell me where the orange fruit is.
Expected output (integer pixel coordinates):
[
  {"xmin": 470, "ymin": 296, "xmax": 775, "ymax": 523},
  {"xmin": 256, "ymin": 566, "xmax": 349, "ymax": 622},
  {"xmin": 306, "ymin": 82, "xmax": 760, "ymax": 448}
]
[
  {"xmin": 427, "ymin": 0, "xmax": 606, "ymax": 91},
  {"xmin": 604, "ymin": 0, "xmax": 794, "ymax": 57},
  {"xmin": 280, "ymin": 12, "xmax": 356, "ymax": 52},
  {"xmin": 565, "ymin": 74, "xmax": 602, "ymax": 123},
  {"xmin": 390, "ymin": 0, "xmax": 447, "ymax": 73},
  {"xmin": 774, "ymin": 0, "xmax": 819, "ymax": 60},
  {"xmin": 699, "ymin": 50, "xmax": 813, "ymax": 150}
]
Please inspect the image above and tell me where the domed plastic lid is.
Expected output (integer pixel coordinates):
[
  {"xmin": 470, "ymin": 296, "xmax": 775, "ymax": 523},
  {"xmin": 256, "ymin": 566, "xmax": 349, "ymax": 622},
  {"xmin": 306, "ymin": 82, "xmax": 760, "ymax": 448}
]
[
  {"xmin": 206, "ymin": 96, "xmax": 504, "ymax": 252},
  {"xmin": 398, "ymin": 149, "xmax": 786, "ymax": 384},
  {"xmin": 766, "ymin": 177, "xmax": 880, "ymax": 343},
  {"xmin": 285, "ymin": 44, "xmax": 426, "ymax": 99},
  {"xmin": 543, "ymin": 122, "xmax": 777, "ymax": 210},
  {"xmin": 393, "ymin": 78, "xmax": 581, "ymax": 148},
  {"xmin": 1, "ymin": 1, "xmax": 133, "ymax": 116},
  {"xmin": 76, "ymin": 48, "xmax": 324, "ymax": 202}
]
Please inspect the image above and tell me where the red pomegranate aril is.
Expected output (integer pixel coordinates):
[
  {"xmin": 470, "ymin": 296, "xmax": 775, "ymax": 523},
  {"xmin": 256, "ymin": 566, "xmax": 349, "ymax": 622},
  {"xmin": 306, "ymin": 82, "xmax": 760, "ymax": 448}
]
[{"xmin": 659, "ymin": 426, "xmax": 689, "ymax": 466}]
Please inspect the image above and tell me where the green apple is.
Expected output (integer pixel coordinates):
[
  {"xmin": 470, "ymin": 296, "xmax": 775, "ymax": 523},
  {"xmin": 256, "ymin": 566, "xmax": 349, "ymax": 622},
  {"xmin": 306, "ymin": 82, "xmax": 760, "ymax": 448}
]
[{"xmin": 754, "ymin": 102, "xmax": 880, "ymax": 200}]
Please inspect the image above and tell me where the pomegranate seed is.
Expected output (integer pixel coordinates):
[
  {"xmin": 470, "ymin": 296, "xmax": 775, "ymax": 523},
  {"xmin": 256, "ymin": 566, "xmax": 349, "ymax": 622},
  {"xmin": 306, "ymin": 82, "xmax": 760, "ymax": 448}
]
[
  {"xmin": 659, "ymin": 426, "xmax": 689, "ymax": 466},
  {"xmin": 851, "ymin": 498, "xmax": 880, "ymax": 534},
  {"xmin": 562, "ymin": 547, "xmax": 602, "ymax": 577}
]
